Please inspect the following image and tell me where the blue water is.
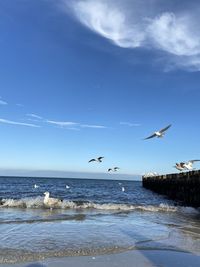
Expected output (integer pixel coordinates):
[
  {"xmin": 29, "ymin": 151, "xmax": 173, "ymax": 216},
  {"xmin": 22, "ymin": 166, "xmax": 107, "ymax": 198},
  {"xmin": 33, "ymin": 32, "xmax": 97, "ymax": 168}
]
[
  {"xmin": 0, "ymin": 177, "xmax": 200, "ymax": 264},
  {"xmin": 0, "ymin": 176, "xmax": 175, "ymax": 206}
]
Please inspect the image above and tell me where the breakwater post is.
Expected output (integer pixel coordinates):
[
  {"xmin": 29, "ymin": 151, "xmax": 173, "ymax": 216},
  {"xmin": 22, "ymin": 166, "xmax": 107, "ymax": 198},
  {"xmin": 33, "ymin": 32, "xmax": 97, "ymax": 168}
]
[{"xmin": 142, "ymin": 170, "xmax": 200, "ymax": 207}]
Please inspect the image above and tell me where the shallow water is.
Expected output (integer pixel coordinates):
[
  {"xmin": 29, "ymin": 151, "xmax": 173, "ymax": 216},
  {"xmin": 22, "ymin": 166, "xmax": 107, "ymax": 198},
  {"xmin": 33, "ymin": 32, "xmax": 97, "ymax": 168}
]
[{"xmin": 0, "ymin": 177, "xmax": 199, "ymax": 263}]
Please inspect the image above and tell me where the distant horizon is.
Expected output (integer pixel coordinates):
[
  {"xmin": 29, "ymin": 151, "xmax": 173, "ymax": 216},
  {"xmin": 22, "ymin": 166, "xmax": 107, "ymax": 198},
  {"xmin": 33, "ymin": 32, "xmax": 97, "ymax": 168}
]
[{"xmin": 0, "ymin": 168, "xmax": 141, "ymax": 181}]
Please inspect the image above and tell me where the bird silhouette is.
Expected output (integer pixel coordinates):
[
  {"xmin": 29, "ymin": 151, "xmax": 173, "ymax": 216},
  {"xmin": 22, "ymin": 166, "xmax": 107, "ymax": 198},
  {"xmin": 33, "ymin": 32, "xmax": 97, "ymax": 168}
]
[
  {"xmin": 174, "ymin": 162, "xmax": 185, "ymax": 171},
  {"xmin": 144, "ymin": 124, "xmax": 171, "ymax": 140},
  {"xmin": 107, "ymin": 167, "xmax": 120, "ymax": 172},
  {"xmin": 88, "ymin": 156, "xmax": 104, "ymax": 163}
]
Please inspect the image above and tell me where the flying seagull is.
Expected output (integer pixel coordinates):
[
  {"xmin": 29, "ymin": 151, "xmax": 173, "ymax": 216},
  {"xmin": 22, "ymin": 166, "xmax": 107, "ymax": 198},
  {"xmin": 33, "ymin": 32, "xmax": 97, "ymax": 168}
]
[
  {"xmin": 174, "ymin": 162, "xmax": 185, "ymax": 171},
  {"xmin": 144, "ymin": 124, "xmax": 172, "ymax": 140},
  {"xmin": 88, "ymin": 156, "xmax": 104, "ymax": 163},
  {"xmin": 183, "ymin": 160, "xmax": 200, "ymax": 170},
  {"xmin": 107, "ymin": 167, "xmax": 120, "ymax": 172}
]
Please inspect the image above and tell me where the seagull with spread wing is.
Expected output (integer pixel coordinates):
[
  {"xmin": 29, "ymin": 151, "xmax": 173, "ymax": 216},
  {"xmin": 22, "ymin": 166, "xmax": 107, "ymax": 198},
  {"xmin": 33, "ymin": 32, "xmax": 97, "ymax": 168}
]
[
  {"xmin": 144, "ymin": 124, "xmax": 172, "ymax": 140},
  {"xmin": 107, "ymin": 167, "xmax": 120, "ymax": 172},
  {"xmin": 183, "ymin": 160, "xmax": 200, "ymax": 170},
  {"xmin": 174, "ymin": 162, "xmax": 185, "ymax": 171},
  {"xmin": 88, "ymin": 156, "xmax": 104, "ymax": 163}
]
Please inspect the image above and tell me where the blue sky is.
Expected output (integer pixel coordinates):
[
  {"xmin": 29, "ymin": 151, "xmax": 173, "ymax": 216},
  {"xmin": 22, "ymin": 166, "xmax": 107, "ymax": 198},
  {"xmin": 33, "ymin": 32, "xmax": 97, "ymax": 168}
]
[{"xmin": 0, "ymin": 0, "xmax": 200, "ymax": 179}]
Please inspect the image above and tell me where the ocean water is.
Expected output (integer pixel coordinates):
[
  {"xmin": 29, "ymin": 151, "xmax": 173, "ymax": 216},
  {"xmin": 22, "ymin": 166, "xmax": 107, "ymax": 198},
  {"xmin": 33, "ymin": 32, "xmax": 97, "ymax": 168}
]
[{"xmin": 0, "ymin": 176, "xmax": 200, "ymax": 264}]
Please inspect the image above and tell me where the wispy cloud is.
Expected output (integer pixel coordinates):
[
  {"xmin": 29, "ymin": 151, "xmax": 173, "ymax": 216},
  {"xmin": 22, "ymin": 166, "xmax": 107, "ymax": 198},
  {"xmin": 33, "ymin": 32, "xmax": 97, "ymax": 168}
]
[
  {"xmin": 26, "ymin": 113, "xmax": 43, "ymax": 120},
  {"xmin": 0, "ymin": 118, "xmax": 40, "ymax": 128},
  {"xmin": 66, "ymin": 0, "xmax": 200, "ymax": 71},
  {"xmin": 81, "ymin": 124, "xmax": 107, "ymax": 129},
  {"xmin": 68, "ymin": 0, "xmax": 144, "ymax": 48},
  {"xmin": 0, "ymin": 98, "xmax": 8, "ymax": 105},
  {"xmin": 120, "ymin": 122, "xmax": 141, "ymax": 127},
  {"xmin": 16, "ymin": 103, "xmax": 24, "ymax": 107},
  {"xmin": 46, "ymin": 119, "xmax": 107, "ymax": 129},
  {"xmin": 46, "ymin": 120, "xmax": 79, "ymax": 128}
]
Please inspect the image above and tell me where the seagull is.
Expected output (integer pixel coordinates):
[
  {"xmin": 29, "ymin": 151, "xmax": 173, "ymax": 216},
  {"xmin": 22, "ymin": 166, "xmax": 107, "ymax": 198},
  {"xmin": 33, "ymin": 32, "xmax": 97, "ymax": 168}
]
[
  {"xmin": 144, "ymin": 124, "xmax": 171, "ymax": 140},
  {"xmin": 88, "ymin": 156, "xmax": 104, "ymax": 163},
  {"xmin": 43, "ymin": 192, "xmax": 62, "ymax": 207},
  {"xmin": 108, "ymin": 167, "xmax": 120, "ymax": 172},
  {"xmin": 34, "ymin": 184, "xmax": 39, "ymax": 189},
  {"xmin": 183, "ymin": 160, "xmax": 200, "ymax": 170},
  {"xmin": 174, "ymin": 162, "xmax": 185, "ymax": 171},
  {"xmin": 122, "ymin": 187, "xmax": 125, "ymax": 192},
  {"xmin": 66, "ymin": 185, "xmax": 70, "ymax": 189}
]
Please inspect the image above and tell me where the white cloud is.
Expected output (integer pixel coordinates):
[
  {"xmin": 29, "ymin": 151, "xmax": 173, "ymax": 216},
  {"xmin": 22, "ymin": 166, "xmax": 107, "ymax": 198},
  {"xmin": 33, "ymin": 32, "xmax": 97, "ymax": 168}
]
[
  {"xmin": 26, "ymin": 113, "xmax": 43, "ymax": 119},
  {"xmin": 66, "ymin": 0, "xmax": 200, "ymax": 71},
  {"xmin": 0, "ymin": 118, "xmax": 40, "ymax": 127},
  {"xmin": 148, "ymin": 13, "xmax": 200, "ymax": 56},
  {"xmin": 46, "ymin": 119, "xmax": 107, "ymax": 129},
  {"xmin": 0, "ymin": 99, "xmax": 8, "ymax": 105},
  {"xmin": 16, "ymin": 103, "xmax": 24, "ymax": 107},
  {"xmin": 120, "ymin": 122, "xmax": 141, "ymax": 127},
  {"xmin": 46, "ymin": 120, "xmax": 79, "ymax": 127},
  {"xmin": 81, "ymin": 124, "xmax": 107, "ymax": 129},
  {"xmin": 69, "ymin": 0, "xmax": 145, "ymax": 48}
]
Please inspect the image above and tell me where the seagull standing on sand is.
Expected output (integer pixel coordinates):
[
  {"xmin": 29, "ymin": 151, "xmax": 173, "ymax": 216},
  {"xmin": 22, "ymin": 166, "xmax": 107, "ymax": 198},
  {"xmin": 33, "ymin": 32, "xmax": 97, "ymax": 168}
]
[
  {"xmin": 88, "ymin": 156, "xmax": 104, "ymax": 163},
  {"xmin": 144, "ymin": 124, "xmax": 172, "ymax": 140},
  {"xmin": 43, "ymin": 192, "xmax": 62, "ymax": 207},
  {"xmin": 183, "ymin": 160, "xmax": 200, "ymax": 170}
]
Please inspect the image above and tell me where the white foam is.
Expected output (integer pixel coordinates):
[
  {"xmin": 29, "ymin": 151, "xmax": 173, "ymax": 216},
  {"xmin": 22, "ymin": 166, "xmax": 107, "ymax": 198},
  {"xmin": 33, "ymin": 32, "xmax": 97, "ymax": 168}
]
[{"xmin": 0, "ymin": 197, "xmax": 178, "ymax": 212}]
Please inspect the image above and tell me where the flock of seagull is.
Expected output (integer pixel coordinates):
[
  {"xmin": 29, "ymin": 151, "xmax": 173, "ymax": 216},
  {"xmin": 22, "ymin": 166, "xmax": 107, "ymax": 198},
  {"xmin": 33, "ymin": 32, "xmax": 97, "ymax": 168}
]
[
  {"xmin": 88, "ymin": 156, "xmax": 120, "ymax": 173},
  {"xmin": 31, "ymin": 123, "xmax": 199, "ymax": 208},
  {"xmin": 88, "ymin": 124, "xmax": 200, "ymax": 177},
  {"xmin": 144, "ymin": 124, "xmax": 199, "ymax": 174}
]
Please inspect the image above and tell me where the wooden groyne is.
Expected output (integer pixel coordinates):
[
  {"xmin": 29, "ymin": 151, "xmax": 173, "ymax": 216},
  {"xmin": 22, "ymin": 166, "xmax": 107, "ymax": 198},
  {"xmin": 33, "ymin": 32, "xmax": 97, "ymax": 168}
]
[{"xmin": 142, "ymin": 170, "xmax": 200, "ymax": 207}]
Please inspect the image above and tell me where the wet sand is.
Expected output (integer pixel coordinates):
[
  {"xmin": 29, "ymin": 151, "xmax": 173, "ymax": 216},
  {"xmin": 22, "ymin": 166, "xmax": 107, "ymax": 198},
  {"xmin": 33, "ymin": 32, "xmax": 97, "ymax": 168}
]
[{"xmin": 1, "ymin": 249, "xmax": 200, "ymax": 267}]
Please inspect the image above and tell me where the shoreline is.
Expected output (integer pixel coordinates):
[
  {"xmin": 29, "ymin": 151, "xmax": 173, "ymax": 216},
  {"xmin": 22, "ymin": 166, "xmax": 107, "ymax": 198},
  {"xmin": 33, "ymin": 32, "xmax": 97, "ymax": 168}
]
[{"xmin": 1, "ymin": 249, "xmax": 200, "ymax": 267}]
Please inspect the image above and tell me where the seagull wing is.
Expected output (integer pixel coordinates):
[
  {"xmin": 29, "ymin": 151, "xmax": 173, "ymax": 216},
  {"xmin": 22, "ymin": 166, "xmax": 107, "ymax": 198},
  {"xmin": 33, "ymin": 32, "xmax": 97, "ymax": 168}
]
[
  {"xmin": 114, "ymin": 167, "xmax": 120, "ymax": 171},
  {"xmin": 144, "ymin": 133, "xmax": 157, "ymax": 140},
  {"xmin": 97, "ymin": 156, "xmax": 104, "ymax": 162},
  {"xmin": 180, "ymin": 162, "xmax": 185, "ymax": 167},
  {"xmin": 159, "ymin": 124, "xmax": 172, "ymax": 133},
  {"xmin": 108, "ymin": 168, "xmax": 112, "ymax": 172},
  {"xmin": 188, "ymin": 159, "xmax": 200, "ymax": 163},
  {"xmin": 88, "ymin": 159, "xmax": 96, "ymax": 163}
]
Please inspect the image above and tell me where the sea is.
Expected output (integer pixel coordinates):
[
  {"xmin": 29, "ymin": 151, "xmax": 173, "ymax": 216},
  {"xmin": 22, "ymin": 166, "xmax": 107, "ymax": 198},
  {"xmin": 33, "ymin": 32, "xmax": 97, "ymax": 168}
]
[{"xmin": 0, "ymin": 176, "xmax": 200, "ymax": 264}]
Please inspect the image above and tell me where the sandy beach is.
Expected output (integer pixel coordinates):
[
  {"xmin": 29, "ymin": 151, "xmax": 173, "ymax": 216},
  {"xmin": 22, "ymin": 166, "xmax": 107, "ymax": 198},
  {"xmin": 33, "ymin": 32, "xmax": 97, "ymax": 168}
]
[{"xmin": 1, "ymin": 249, "xmax": 200, "ymax": 267}]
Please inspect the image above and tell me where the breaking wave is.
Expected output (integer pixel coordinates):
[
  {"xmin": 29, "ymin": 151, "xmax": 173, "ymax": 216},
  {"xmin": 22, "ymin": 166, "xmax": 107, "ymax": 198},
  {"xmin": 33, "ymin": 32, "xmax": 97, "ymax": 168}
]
[{"xmin": 0, "ymin": 196, "xmax": 178, "ymax": 212}]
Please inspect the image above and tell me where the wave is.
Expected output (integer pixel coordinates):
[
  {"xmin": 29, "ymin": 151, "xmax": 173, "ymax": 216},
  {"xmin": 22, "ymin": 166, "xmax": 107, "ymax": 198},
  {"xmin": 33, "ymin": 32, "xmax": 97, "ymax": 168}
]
[
  {"xmin": 0, "ymin": 214, "xmax": 86, "ymax": 224},
  {"xmin": 0, "ymin": 196, "xmax": 179, "ymax": 212}
]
